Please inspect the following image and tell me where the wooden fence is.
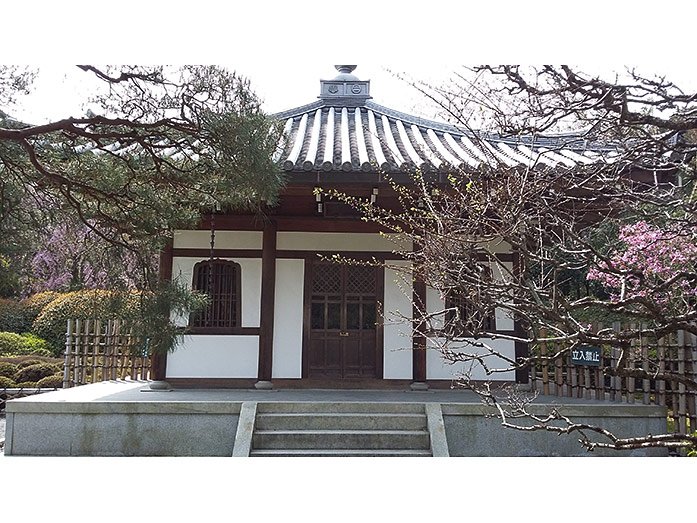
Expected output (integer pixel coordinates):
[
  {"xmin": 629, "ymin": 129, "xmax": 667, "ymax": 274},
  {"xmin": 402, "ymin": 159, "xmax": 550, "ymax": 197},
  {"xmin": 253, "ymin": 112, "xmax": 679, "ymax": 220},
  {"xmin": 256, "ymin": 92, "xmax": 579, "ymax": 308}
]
[
  {"xmin": 63, "ymin": 319, "xmax": 151, "ymax": 388},
  {"xmin": 530, "ymin": 325, "xmax": 697, "ymax": 435}
]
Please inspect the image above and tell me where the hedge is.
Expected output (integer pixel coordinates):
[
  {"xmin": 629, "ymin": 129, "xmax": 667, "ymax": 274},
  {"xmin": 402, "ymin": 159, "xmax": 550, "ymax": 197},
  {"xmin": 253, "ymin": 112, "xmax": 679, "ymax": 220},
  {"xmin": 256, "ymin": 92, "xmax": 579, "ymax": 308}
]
[
  {"xmin": 0, "ymin": 361, "xmax": 19, "ymax": 378},
  {"xmin": 13, "ymin": 363, "xmax": 62, "ymax": 384},
  {"xmin": 0, "ymin": 298, "xmax": 30, "ymax": 333},
  {"xmin": 0, "ymin": 375, "xmax": 15, "ymax": 388},
  {"xmin": 0, "ymin": 332, "xmax": 53, "ymax": 357},
  {"xmin": 21, "ymin": 291, "xmax": 64, "ymax": 325},
  {"xmin": 32, "ymin": 289, "xmax": 143, "ymax": 356},
  {"xmin": 37, "ymin": 373, "xmax": 63, "ymax": 388}
]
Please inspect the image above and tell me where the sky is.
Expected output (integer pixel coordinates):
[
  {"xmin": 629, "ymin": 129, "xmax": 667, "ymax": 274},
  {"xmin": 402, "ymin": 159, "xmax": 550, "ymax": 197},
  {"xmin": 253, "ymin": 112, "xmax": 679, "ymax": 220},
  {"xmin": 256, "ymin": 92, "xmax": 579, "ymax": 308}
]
[
  {"xmin": 9, "ymin": 61, "xmax": 697, "ymax": 131},
  {"xmin": 4, "ymin": 0, "xmax": 697, "ymax": 127},
  {"xmin": 7, "ymin": 63, "xmax": 452, "ymax": 124}
]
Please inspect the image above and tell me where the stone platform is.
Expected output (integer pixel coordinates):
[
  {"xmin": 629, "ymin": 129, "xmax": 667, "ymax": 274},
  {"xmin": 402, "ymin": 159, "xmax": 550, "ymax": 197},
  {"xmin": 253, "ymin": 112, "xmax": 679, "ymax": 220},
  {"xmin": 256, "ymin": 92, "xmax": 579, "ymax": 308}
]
[{"xmin": 3, "ymin": 380, "xmax": 668, "ymax": 457}]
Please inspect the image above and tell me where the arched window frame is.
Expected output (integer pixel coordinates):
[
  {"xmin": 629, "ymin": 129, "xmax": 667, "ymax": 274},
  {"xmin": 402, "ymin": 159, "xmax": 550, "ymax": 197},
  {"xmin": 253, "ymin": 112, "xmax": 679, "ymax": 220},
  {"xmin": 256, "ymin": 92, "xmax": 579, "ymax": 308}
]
[{"xmin": 188, "ymin": 259, "xmax": 242, "ymax": 334}]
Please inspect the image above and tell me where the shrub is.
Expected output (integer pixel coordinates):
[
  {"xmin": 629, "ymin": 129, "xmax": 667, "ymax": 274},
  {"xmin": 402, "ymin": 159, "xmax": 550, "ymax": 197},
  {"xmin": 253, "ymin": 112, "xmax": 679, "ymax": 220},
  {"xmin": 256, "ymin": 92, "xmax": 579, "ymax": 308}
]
[
  {"xmin": 21, "ymin": 291, "xmax": 63, "ymax": 325},
  {"xmin": 37, "ymin": 373, "xmax": 63, "ymax": 388},
  {"xmin": 13, "ymin": 357, "xmax": 59, "ymax": 368},
  {"xmin": 0, "ymin": 332, "xmax": 28, "ymax": 356},
  {"xmin": 0, "ymin": 361, "xmax": 19, "ymax": 378},
  {"xmin": 15, "ymin": 381, "xmax": 38, "ymax": 388},
  {"xmin": 32, "ymin": 289, "xmax": 143, "ymax": 356},
  {"xmin": 0, "ymin": 375, "xmax": 15, "ymax": 388},
  {"xmin": 13, "ymin": 362, "xmax": 62, "ymax": 383},
  {"xmin": 20, "ymin": 333, "xmax": 52, "ymax": 355},
  {"xmin": 0, "ymin": 332, "xmax": 53, "ymax": 357},
  {"xmin": 0, "ymin": 298, "xmax": 30, "ymax": 333}
]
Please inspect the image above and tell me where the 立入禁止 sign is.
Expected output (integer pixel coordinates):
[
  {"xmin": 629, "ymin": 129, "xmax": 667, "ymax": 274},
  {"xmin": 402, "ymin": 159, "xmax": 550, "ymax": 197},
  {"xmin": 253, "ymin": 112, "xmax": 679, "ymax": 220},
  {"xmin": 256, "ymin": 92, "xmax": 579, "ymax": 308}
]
[{"xmin": 571, "ymin": 346, "xmax": 601, "ymax": 366}]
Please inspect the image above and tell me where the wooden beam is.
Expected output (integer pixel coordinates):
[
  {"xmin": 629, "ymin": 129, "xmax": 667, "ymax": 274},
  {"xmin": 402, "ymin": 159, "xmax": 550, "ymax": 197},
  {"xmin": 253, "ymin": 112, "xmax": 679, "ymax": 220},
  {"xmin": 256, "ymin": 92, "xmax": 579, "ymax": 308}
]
[{"xmin": 257, "ymin": 221, "xmax": 278, "ymax": 382}]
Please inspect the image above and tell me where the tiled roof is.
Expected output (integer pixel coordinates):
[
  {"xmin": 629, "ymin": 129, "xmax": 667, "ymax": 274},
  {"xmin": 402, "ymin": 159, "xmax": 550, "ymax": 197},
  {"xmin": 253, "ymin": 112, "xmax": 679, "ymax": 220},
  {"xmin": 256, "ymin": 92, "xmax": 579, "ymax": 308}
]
[{"xmin": 272, "ymin": 88, "xmax": 614, "ymax": 174}]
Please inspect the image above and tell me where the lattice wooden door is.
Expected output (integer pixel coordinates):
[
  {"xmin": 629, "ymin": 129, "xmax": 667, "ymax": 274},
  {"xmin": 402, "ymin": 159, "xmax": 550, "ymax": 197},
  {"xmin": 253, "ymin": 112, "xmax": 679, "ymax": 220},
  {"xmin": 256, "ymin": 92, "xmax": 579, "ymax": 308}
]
[{"xmin": 308, "ymin": 262, "xmax": 378, "ymax": 378}]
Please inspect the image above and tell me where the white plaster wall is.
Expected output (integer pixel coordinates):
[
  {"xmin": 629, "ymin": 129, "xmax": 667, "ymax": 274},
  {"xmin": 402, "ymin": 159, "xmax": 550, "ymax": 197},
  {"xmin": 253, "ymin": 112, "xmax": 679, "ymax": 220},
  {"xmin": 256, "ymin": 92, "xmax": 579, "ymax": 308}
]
[
  {"xmin": 276, "ymin": 232, "xmax": 410, "ymax": 252},
  {"xmin": 426, "ymin": 338, "xmax": 516, "ymax": 381},
  {"xmin": 493, "ymin": 261, "xmax": 515, "ymax": 331},
  {"xmin": 272, "ymin": 259, "xmax": 304, "ymax": 379},
  {"xmin": 166, "ymin": 335, "xmax": 259, "ymax": 378},
  {"xmin": 173, "ymin": 230, "xmax": 262, "ymax": 249},
  {"xmin": 382, "ymin": 261, "xmax": 413, "ymax": 379},
  {"xmin": 481, "ymin": 238, "xmax": 512, "ymax": 253},
  {"xmin": 170, "ymin": 257, "xmax": 262, "ymax": 328}
]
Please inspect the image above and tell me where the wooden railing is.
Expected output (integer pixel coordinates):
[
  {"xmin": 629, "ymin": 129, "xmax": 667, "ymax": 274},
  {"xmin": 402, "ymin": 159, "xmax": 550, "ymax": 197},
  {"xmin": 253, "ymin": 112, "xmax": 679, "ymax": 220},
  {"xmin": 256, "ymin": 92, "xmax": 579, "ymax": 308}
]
[
  {"xmin": 530, "ymin": 325, "xmax": 697, "ymax": 435},
  {"xmin": 63, "ymin": 319, "xmax": 151, "ymax": 388}
]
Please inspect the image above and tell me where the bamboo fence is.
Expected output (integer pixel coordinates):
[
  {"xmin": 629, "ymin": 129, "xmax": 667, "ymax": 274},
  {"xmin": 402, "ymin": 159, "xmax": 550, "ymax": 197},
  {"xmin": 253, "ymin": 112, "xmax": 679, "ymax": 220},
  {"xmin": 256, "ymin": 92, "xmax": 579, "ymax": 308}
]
[
  {"xmin": 62, "ymin": 319, "xmax": 151, "ymax": 388},
  {"xmin": 530, "ymin": 324, "xmax": 697, "ymax": 435}
]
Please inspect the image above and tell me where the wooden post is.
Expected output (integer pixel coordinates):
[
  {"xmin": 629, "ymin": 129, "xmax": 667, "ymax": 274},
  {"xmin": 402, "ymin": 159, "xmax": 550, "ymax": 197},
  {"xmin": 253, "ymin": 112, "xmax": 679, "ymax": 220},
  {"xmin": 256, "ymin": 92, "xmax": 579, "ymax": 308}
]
[
  {"xmin": 569, "ymin": 352, "xmax": 578, "ymax": 398},
  {"xmin": 151, "ymin": 238, "xmax": 174, "ymax": 382},
  {"xmin": 412, "ymin": 279, "xmax": 427, "ymax": 386},
  {"xmin": 554, "ymin": 341, "xmax": 563, "ymax": 397},
  {"xmin": 256, "ymin": 221, "xmax": 277, "ymax": 387}
]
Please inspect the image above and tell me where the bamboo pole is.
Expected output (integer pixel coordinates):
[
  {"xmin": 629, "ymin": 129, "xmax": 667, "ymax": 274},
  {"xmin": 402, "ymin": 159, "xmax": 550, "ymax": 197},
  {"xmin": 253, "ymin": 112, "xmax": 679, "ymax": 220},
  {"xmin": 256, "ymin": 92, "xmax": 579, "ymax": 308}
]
[
  {"xmin": 63, "ymin": 319, "xmax": 73, "ymax": 389},
  {"xmin": 541, "ymin": 333, "xmax": 550, "ymax": 397},
  {"xmin": 641, "ymin": 325, "xmax": 650, "ymax": 405},
  {"xmin": 627, "ymin": 326, "xmax": 636, "ymax": 404},
  {"xmin": 677, "ymin": 331, "xmax": 687, "ymax": 434},
  {"xmin": 657, "ymin": 340, "xmax": 666, "ymax": 408},
  {"xmin": 92, "ymin": 320, "xmax": 104, "ymax": 383}
]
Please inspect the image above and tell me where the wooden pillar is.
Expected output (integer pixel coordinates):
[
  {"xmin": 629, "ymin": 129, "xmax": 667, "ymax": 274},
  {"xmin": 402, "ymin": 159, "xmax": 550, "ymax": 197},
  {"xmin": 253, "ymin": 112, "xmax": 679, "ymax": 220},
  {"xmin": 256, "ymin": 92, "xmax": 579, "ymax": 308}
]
[
  {"xmin": 151, "ymin": 238, "xmax": 173, "ymax": 381},
  {"xmin": 512, "ymin": 251, "xmax": 529, "ymax": 384},
  {"xmin": 256, "ymin": 221, "xmax": 277, "ymax": 387},
  {"xmin": 412, "ymin": 279, "xmax": 428, "ymax": 387}
]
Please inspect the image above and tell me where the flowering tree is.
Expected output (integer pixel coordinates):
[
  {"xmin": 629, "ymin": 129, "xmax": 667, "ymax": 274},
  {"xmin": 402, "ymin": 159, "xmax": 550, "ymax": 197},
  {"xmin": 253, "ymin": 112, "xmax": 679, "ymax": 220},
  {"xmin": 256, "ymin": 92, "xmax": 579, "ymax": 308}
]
[
  {"xmin": 588, "ymin": 221, "xmax": 697, "ymax": 309},
  {"xmin": 347, "ymin": 65, "xmax": 697, "ymax": 452},
  {"xmin": 29, "ymin": 220, "xmax": 148, "ymax": 293}
]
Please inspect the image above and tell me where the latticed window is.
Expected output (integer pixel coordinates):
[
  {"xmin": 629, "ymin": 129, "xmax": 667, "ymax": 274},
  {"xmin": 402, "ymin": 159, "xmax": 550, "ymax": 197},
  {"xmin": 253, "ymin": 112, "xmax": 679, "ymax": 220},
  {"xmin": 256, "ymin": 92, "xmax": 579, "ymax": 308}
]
[
  {"xmin": 445, "ymin": 292, "xmax": 495, "ymax": 336},
  {"xmin": 190, "ymin": 260, "xmax": 241, "ymax": 331},
  {"xmin": 444, "ymin": 265, "xmax": 495, "ymax": 336}
]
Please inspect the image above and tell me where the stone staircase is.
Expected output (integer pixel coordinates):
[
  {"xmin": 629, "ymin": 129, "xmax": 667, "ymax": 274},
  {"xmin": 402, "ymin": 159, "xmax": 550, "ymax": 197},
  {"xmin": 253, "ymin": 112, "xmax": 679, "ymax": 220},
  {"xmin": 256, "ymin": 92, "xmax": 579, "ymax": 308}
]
[{"xmin": 233, "ymin": 402, "xmax": 448, "ymax": 457}]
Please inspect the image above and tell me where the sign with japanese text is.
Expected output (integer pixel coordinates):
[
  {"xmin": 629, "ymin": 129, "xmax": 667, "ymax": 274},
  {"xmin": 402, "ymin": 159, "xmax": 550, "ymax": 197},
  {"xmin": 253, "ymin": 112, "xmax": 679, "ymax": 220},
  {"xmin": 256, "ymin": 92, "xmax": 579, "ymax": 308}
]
[{"xmin": 570, "ymin": 346, "xmax": 601, "ymax": 366}]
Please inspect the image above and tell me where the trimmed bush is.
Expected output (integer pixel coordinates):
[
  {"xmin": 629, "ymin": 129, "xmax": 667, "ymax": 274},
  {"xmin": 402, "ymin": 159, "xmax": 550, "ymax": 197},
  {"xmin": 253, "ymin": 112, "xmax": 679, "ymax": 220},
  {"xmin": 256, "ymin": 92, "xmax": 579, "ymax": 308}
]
[
  {"xmin": 20, "ymin": 333, "xmax": 52, "ymax": 355},
  {"xmin": 21, "ymin": 291, "xmax": 63, "ymax": 325},
  {"xmin": 37, "ymin": 373, "xmax": 63, "ymax": 388},
  {"xmin": 13, "ymin": 362, "xmax": 62, "ymax": 383},
  {"xmin": 0, "ymin": 332, "xmax": 53, "ymax": 357},
  {"xmin": 14, "ymin": 357, "xmax": 58, "ymax": 368},
  {"xmin": 0, "ymin": 361, "xmax": 19, "ymax": 378},
  {"xmin": 32, "ymin": 289, "xmax": 143, "ymax": 356},
  {"xmin": 0, "ymin": 332, "xmax": 28, "ymax": 355},
  {"xmin": 0, "ymin": 298, "xmax": 30, "ymax": 333},
  {"xmin": 0, "ymin": 375, "xmax": 15, "ymax": 388},
  {"xmin": 15, "ymin": 381, "xmax": 38, "ymax": 388}
]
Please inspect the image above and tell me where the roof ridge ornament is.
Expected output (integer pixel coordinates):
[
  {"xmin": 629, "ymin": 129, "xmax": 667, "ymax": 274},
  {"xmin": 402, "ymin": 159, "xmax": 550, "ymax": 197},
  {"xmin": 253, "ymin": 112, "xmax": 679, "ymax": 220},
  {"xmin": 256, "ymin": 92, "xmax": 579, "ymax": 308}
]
[
  {"xmin": 335, "ymin": 65, "xmax": 357, "ymax": 74},
  {"xmin": 320, "ymin": 65, "xmax": 371, "ymax": 105}
]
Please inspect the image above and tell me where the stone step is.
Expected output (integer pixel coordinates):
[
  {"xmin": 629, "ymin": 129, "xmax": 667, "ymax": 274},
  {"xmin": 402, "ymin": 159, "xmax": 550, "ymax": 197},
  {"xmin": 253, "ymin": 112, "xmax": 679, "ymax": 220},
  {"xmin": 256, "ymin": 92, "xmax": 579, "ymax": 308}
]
[
  {"xmin": 252, "ymin": 429, "xmax": 430, "ymax": 450},
  {"xmin": 255, "ymin": 402, "xmax": 425, "ymax": 414},
  {"xmin": 250, "ymin": 448, "xmax": 432, "ymax": 457},
  {"xmin": 255, "ymin": 412, "xmax": 427, "ymax": 431}
]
